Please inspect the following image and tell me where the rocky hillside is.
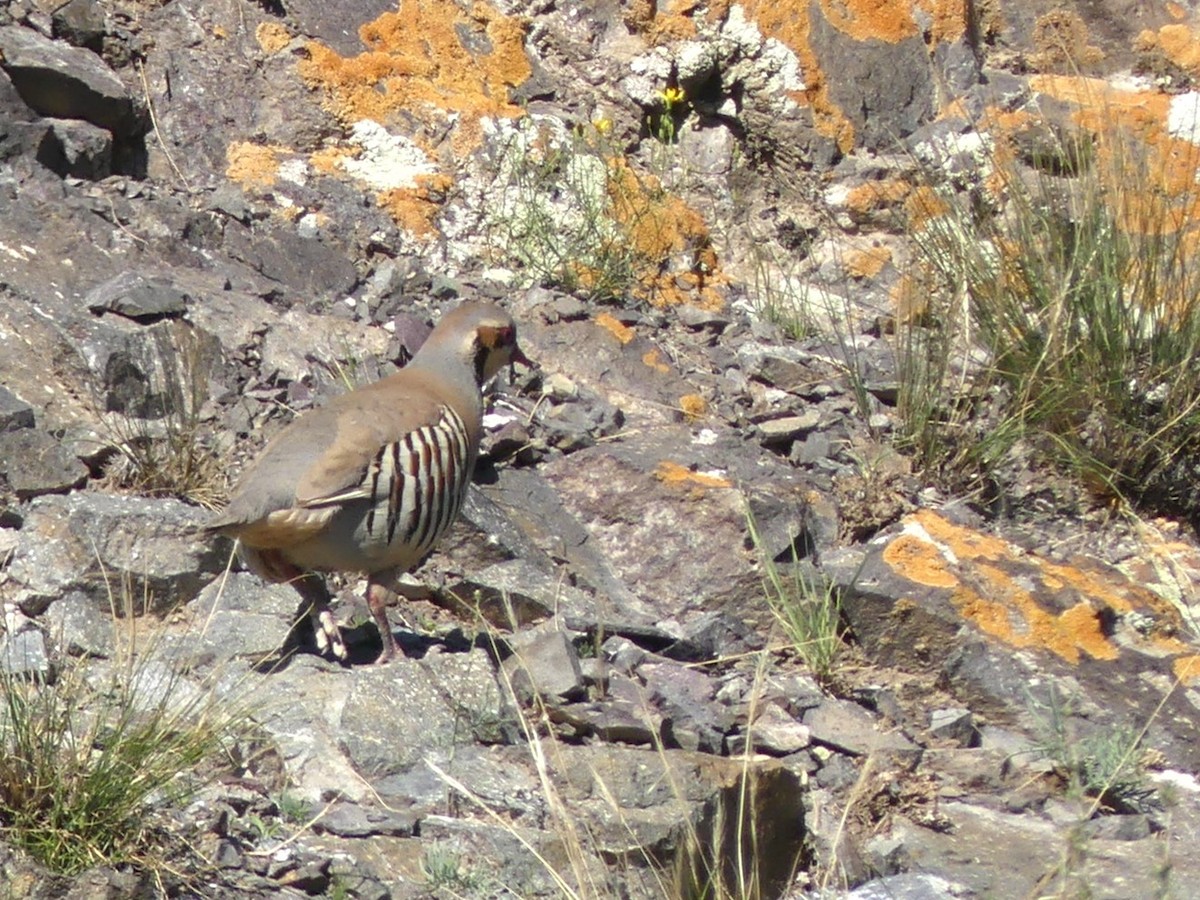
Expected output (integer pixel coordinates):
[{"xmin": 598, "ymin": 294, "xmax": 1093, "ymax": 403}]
[{"xmin": 4, "ymin": 0, "xmax": 1200, "ymax": 897}]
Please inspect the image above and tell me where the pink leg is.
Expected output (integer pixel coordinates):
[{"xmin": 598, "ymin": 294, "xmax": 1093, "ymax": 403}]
[
  {"xmin": 258, "ymin": 551, "xmax": 346, "ymax": 661},
  {"xmin": 294, "ymin": 574, "xmax": 347, "ymax": 660},
  {"xmin": 367, "ymin": 577, "xmax": 399, "ymax": 664}
]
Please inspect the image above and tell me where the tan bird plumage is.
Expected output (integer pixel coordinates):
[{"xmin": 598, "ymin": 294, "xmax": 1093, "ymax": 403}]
[{"xmin": 207, "ymin": 301, "xmax": 527, "ymax": 663}]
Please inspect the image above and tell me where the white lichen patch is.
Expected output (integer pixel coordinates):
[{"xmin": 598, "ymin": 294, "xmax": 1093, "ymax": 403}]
[
  {"xmin": 339, "ymin": 120, "xmax": 439, "ymax": 191},
  {"xmin": 1167, "ymin": 92, "xmax": 1200, "ymax": 145}
]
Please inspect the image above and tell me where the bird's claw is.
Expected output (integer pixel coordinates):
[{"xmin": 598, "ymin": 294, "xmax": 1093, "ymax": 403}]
[{"xmin": 313, "ymin": 608, "xmax": 348, "ymax": 660}]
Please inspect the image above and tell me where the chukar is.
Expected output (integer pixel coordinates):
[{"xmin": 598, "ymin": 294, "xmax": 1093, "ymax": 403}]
[{"xmin": 207, "ymin": 301, "xmax": 527, "ymax": 664}]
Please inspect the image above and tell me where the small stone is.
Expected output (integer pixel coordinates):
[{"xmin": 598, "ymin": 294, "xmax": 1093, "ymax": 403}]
[
  {"xmin": 213, "ymin": 838, "xmax": 243, "ymax": 868},
  {"xmin": 543, "ymin": 372, "xmax": 579, "ymax": 400},
  {"xmin": 792, "ymin": 431, "xmax": 832, "ymax": 465},
  {"xmin": 0, "ymin": 628, "xmax": 51, "ymax": 679},
  {"xmin": 545, "ymin": 294, "xmax": 587, "ymax": 321},
  {"xmin": 676, "ymin": 303, "xmax": 730, "ymax": 331},
  {"xmin": 929, "ymin": 707, "xmax": 979, "ymax": 747},
  {"xmin": 804, "ymin": 697, "xmax": 919, "ymax": 759},
  {"xmin": 502, "ymin": 630, "xmax": 585, "ymax": 703},
  {"xmin": 0, "ymin": 386, "xmax": 35, "ymax": 432},
  {"xmin": 758, "ymin": 411, "xmax": 822, "ymax": 444},
  {"xmin": 48, "ymin": 117, "xmax": 112, "ymax": 179},
  {"xmin": 602, "ymin": 636, "xmax": 647, "ymax": 674},
  {"xmin": 746, "ymin": 703, "xmax": 812, "ymax": 756},
  {"xmin": 44, "ymin": 590, "xmax": 115, "ymax": 658},
  {"xmin": 1081, "ymin": 813, "xmax": 1152, "ymax": 842},
  {"xmin": 85, "ymin": 270, "xmax": 189, "ymax": 321},
  {"xmin": 312, "ymin": 801, "xmax": 418, "ymax": 838},
  {"xmin": 863, "ymin": 834, "xmax": 908, "ymax": 876},
  {"xmin": 0, "ymin": 429, "xmax": 88, "ymax": 499}
]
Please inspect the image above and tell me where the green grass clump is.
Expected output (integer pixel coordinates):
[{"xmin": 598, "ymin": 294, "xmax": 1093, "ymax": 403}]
[
  {"xmin": 902, "ymin": 123, "xmax": 1200, "ymax": 518},
  {"xmin": 0, "ymin": 622, "xmax": 241, "ymax": 875},
  {"xmin": 1029, "ymin": 685, "xmax": 1155, "ymax": 813},
  {"xmin": 746, "ymin": 511, "xmax": 843, "ymax": 684}
]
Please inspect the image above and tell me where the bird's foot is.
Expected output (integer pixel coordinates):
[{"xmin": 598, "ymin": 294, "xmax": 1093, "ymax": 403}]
[
  {"xmin": 373, "ymin": 644, "xmax": 397, "ymax": 665},
  {"xmin": 312, "ymin": 607, "xmax": 348, "ymax": 661}
]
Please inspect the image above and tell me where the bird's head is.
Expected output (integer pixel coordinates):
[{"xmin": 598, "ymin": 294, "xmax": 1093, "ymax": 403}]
[{"xmin": 420, "ymin": 301, "xmax": 531, "ymax": 386}]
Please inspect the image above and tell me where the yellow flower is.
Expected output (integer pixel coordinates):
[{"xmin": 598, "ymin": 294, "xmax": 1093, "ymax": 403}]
[
  {"xmin": 660, "ymin": 86, "xmax": 686, "ymax": 107},
  {"xmin": 593, "ymin": 117, "xmax": 613, "ymax": 135}
]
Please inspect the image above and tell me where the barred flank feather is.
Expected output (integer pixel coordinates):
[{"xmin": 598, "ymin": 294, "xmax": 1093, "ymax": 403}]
[{"xmin": 363, "ymin": 406, "xmax": 471, "ymax": 554}]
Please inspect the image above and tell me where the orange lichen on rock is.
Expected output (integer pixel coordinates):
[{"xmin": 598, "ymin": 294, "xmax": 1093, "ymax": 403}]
[
  {"xmin": 890, "ymin": 274, "xmax": 928, "ymax": 325},
  {"xmin": 606, "ymin": 159, "xmax": 725, "ymax": 309},
  {"xmin": 679, "ymin": 393, "xmax": 708, "ymax": 420},
  {"xmin": 908, "ymin": 509, "xmax": 1009, "ymax": 560},
  {"xmin": 903, "ymin": 185, "xmax": 949, "ymax": 231},
  {"xmin": 654, "ymin": 460, "xmax": 731, "ymax": 490},
  {"xmin": 642, "ymin": 349, "xmax": 671, "ymax": 373},
  {"xmin": 226, "ymin": 141, "xmax": 283, "ymax": 189},
  {"xmin": 376, "ymin": 174, "xmax": 454, "ymax": 238},
  {"xmin": 255, "ymin": 22, "xmax": 292, "ymax": 55},
  {"xmin": 628, "ymin": 0, "xmax": 700, "ymax": 44},
  {"xmin": 843, "ymin": 179, "xmax": 914, "ymax": 217},
  {"xmin": 816, "ymin": 0, "xmax": 919, "ymax": 43},
  {"xmin": 595, "ymin": 312, "xmax": 635, "ymax": 344},
  {"xmin": 736, "ymin": 0, "xmax": 853, "ymax": 151},
  {"xmin": 1173, "ymin": 654, "xmax": 1200, "ymax": 684},
  {"xmin": 916, "ymin": 0, "xmax": 968, "ymax": 43},
  {"xmin": 879, "ymin": 510, "xmax": 1154, "ymax": 664},
  {"xmin": 308, "ymin": 145, "xmax": 354, "ymax": 176},
  {"xmin": 1135, "ymin": 22, "xmax": 1200, "ymax": 79},
  {"xmin": 952, "ymin": 577, "xmax": 1117, "ymax": 664},
  {"xmin": 881, "ymin": 532, "xmax": 960, "ymax": 589},
  {"xmin": 844, "ymin": 245, "xmax": 893, "ymax": 279},
  {"xmin": 296, "ymin": 1, "xmax": 530, "ymax": 131},
  {"xmin": 1029, "ymin": 10, "xmax": 1104, "ymax": 74},
  {"xmin": 1028, "ymin": 74, "xmax": 1200, "ymax": 310}
]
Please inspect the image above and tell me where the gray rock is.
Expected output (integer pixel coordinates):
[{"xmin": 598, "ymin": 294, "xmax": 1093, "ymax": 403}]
[
  {"xmin": 676, "ymin": 303, "xmax": 731, "ymax": 331},
  {"xmin": 275, "ymin": 0, "xmax": 398, "ymax": 56},
  {"xmin": 223, "ymin": 225, "xmax": 358, "ymax": 304},
  {"xmin": 1080, "ymin": 813, "xmax": 1152, "ymax": 841},
  {"xmin": 0, "ymin": 26, "xmax": 142, "ymax": 136},
  {"xmin": 258, "ymin": 308, "xmax": 389, "ymax": 386},
  {"xmin": 864, "ymin": 833, "xmax": 910, "ymax": 877},
  {"xmin": 0, "ymin": 428, "xmax": 88, "ymax": 499},
  {"xmin": 643, "ymin": 660, "xmax": 728, "ymax": 753},
  {"xmin": 44, "ymin": 590, "xmax": 115, "ymax": 658},
  {"xmin": 46, "ymin": 116, "xmax": 111, "ymax": 179},
  {"xmin": 929, "ymin": 707, "xmax": 980, "ymax": 747},
  {"xmin": 440, "ymin": 558, "xmax": 595, "ymax": 630},
  {"xmin": 738, "ymin": 703, "xmax": 811, "ymax": 756},
  {"xmin": 86, "ymin": 270, "xmax": 189, "ymax": 321},
  {"xmin": 0, "ymin": 386, "xmax": 35, "ymax": 432},
  {"xmin": 501, "ymin": 629, "xmax": 585, "ymax": 703},
  {"xmin": 51, "ymin": 0, "xmax": 107, "ymax": 52},
  {"xmin": 758, "ymin": 411, "xmax": 822, "ymax": 444},
  {"xmin": 7, "ymin": 492, "xmax": 225, "ymax": 614},
  {"xmin": 601, "ymin": 636, "xmax": 647, "ymax": 673},
  {"xmin": 807, "ymin": 7, "xmax": 934, "ymax": 151},
  {"xmin": 666, "ymin": 610, "xmax": 764, "ymax": 661},
  {"xmin": 0, "ymin": 627, "xmax": 51, "ymax": 679},
  {"xmin": 848, "ymin": 873, "xmax": 970, "ymax": 899},
  {"xmin": 175, "ymin": 572, "xmax": 301, "ymax": 665},
  {"xmin": 311, "ymin": 801, "xmax": 418, "ymax": 838},
  {"xmin": 339, "ymin": 649, "xmax": 512, "ymax": 776},
  {"xmin": 556, "ymin": 673, "xmax": 659, "ymax": 745},
  {"xmin": 804, "ymin": 697, "xmax": 919, "ymax": 760}
]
